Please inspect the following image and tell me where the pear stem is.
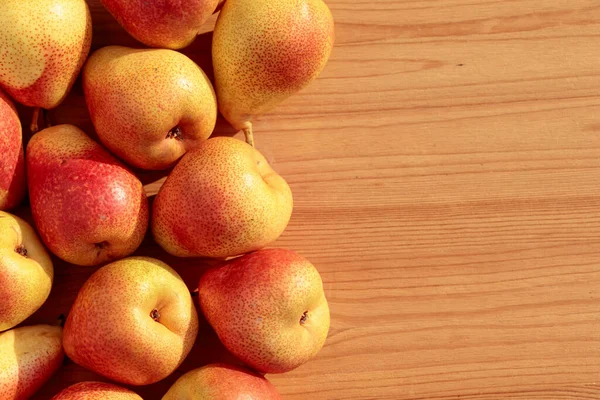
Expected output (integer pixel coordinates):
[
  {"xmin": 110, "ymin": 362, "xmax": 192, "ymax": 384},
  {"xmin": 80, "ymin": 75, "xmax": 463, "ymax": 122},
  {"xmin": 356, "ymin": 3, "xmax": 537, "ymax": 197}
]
[
  {"xmin": 30, "ymin": 107, "xmax": 41, "ymax": 133},
  {"xmin": 243, "ymin": 124, "xmax": 255, "ymax": 147}
]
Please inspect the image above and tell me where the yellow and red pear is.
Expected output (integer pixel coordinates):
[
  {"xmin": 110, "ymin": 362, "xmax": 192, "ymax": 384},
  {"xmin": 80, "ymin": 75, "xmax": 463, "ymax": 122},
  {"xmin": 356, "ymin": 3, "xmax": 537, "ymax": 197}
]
[
  {"xmin": 212, "ymin": 0, "xmax": 335, "ymax": 145},
  {"xmin": 26, "ymin": 125, "xmax": 148, "ymax": 267},
  {"xmin": 152, "ymin": 137, "xmax": 292, "ymax": 258},
  {"xmin": 52, "ymin": 382, "xmax": 143, "ymax": 400},
  {"xmin": 0, "ymin": 325, "xmax": 64, "ymax": 399},
  {"xmin": 101, "ymin": 0, "xmax": 219, "ymax": 49},
  {"xmin": 0, "ymin": 0, "xmax": 92, "ymax": 110},
  {"xmin": 0, "ymin": 91, "xmax": 25, "ymax": 211},
  {"xmin": 0, "ymin": 211, "xmax": 53, "ymax": 332},
  {"xmin": 63, "ymin": 257, "xmax": 199, "ymax": 386},
  {"xmin": 199, "ymin": 248, "xmax": 330, "ymax": 373},
  {"xmin": 83, "ymin": 46, "xmax": 217, "ymax": 170},
  {"xmin": 162, "ymin": 364, "xmax": 282, "ymax": 400}
]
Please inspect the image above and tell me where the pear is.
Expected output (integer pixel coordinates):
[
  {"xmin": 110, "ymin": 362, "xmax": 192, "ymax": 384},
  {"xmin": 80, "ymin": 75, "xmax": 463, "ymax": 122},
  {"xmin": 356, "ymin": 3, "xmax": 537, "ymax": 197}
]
[
  {"xmin": 0, "ymin": 325, "xmax": 64, "ymax": 399},
  {"xmin": 212, "ymin": 0, "xmax": 335, "ymax": 145},
  {"xmin": 0, "ymin": 0, "xmax": 92, "ymax": 128},
  {"xmin": 152, "ymin": 137, "xmax": 292, "ymax": 258},
  {"xmin": 52, "ymin": 382, "xmax": 143, "ymax": 400},
  {"xmin": 162, "ymin": 364, "xmax": 282, "ymax": 400},
  {"xmin": 0, "ymin": 211, "xmax": 53, "ymax": 332},
  {"xmin": 199, "ymin": 248, "xmax": 330, "ymax": 373},
  {"xmin": 26, "ymin": 125, "xmax": 149, "ymax": 267},
  {"xmin": 0, "ymin": 90, "xmax": 25, "ymax": 211},
  {"xmin": 101, "ymin": 0, "xmax": 219, "ymax": 49},
  {"xmin": 84, "ymin": 46, "xmax": 217, "ymax": 170},
  {"xmin": 63, "ymin": 257, "xmax": 199, "ymax": 386}
]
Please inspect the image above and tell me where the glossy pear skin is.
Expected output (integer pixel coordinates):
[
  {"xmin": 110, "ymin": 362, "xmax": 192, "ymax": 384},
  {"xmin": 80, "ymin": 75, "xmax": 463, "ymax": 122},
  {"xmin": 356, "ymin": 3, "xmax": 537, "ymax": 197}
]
[
  {"xmin": 51, "ymin": 381, "xmax": 143, "ymax": 400},
  {"xmin": 152, "ymin": 137, "xmax": 293, "ymax": 258},
  {"xmin": 0, "ymin": 0, "xmax": 92, "ymax": 109},
  {"xmin": 0, "ymin": 325, "xmax": 64, "ymax": 399},
  {"xmin": 213, "ymin": 0, "xmax": 334, "ymax": 132},
  {"xmin": 26, "ymin": 125, "xmax": 149, "ymax": 267},
  {"xmin": 162, "ymin": 364, "xmax": 282, "ymax": 400},
  {"xmin": 101, "ymin": 0, "xmax": 219, "ymax": 49},
  {"xmin": 84, "ymin": 46, "xmax": 217, "ymax": 170},
  {"xmin": 0, "ymin": 212, "xmax": 53, "ymax": 332},
  {"xmin": 63, "ymin": 257, "xmax": 199, "ymax": 386},
  {"xmin": 199, "ymin": 248, "xmax": 330, "ymax": 373},
  {"xmin": 0, "ymin": 91, "xmax": 25, "ymax": 210}
]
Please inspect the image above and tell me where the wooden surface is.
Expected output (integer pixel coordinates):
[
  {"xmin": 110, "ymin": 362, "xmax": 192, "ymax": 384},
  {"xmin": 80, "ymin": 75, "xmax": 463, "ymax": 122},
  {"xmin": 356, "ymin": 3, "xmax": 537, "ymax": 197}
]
[{"xmin": 12, "ymin": 0, "xmax": 600, "ymax": 399}]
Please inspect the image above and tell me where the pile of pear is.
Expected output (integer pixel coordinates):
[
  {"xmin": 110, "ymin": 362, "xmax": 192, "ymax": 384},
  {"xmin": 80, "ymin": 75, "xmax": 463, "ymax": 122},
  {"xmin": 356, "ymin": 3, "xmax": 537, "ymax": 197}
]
[{"xmin": 0, "ymin": 0, "xmax": 335, "ymax": 398}]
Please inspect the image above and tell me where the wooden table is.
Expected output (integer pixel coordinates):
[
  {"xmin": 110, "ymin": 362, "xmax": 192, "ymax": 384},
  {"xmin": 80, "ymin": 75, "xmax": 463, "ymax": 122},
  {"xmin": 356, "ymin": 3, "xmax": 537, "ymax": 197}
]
[{"xmin": 16, "ymin": 0, "xmax": 600, "ymax": 398}]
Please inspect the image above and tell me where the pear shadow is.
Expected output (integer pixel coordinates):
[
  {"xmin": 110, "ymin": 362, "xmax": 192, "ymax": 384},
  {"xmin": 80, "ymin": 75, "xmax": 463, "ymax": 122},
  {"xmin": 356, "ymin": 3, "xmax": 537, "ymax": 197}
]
[
  {"xmin": 46, "ymin": 79, "xmax": 96, "ymax": 139},
  {"xmin": 138, "ymin": 168, "xmax": 171, "ymax": 189},
  {"xmin": 182, "ymin": 31, "xmax": 215, "ymax": 83},
  {"xmin": 132, "ymin": 230, "xmax": 222, "ymax": 292},
  {"xmin": 89, "ymin": 3, "xmax": 141, "ymax": 50},
  {"xmin": 211, "ymin": 115, "xmax": 240, "ymax": 139}
]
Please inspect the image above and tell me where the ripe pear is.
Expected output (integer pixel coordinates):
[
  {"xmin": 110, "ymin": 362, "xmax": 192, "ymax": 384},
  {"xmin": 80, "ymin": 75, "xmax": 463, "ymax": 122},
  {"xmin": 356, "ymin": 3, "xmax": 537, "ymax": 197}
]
[
  {"xmin": 212, "ymin": 0, "xmax": 335, "ymax": 145},
  {"xmin": 0, "ymin": 325, "xmax": 64, "ymax": 399},
  {"xmin": 162, "ymin": 364, "xmax": 282, "ymax": 400},
  {"xmin": 101, "ymin": 0, "xmax": 219, "ymax": 49},
  {"xmin": 0, "ymin": 91, "xmax": 25, "ymax": 211},
  {"xmin": 199, "ymin": 248, "xmax": 330, "ymax": 373},
  {"xmin": 26, "ymin": 125, "xmax": 149, "ymax": 267},
  {"xmin": 84, "ymin": 46, "xmax": 217, "ymax": 170},
  {"xmin": 0, "ymin": 0, "xmax": 92, "ymax": 111},
  {"xmin": 52, "ymin": 382, "xmax": 143, "ymax": 400},
  {"xmin": 0, "ymin": 211, "xmax": 53, "ymax": 332},
  {"xmin": 152, "ymin": 137, "xmax": 292, "ymax": 258},
  {"xmin": 63, "ymin": 257, "xmax": 199, "ymax": 386}
]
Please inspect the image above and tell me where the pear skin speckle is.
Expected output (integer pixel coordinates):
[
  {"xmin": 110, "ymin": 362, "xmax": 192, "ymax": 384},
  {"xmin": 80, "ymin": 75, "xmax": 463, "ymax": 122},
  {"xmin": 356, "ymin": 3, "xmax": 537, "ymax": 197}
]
[
  {"xmin": 51, "ymin": 381, "xmax": 143, "ymax": 399},
  {"xmin": 0, "ymin": 325, "xmax": 64, "ymax": 399},
  {"xmin": 152, "ymin": 137, "xmax": 293, "ymax": 258},
  {"xmin": 101, "ymin": 0, "xmax": 219, "ymax": 49},
  {"xmin": 84, "ymin": 46, "xmax": 217, "ymax": 170},
  {"xmin": 0, "ymin": 0, "xmax": 92, "ymax": 109},
  {"xmin": 0, "ymin": 211, "xmax": 53, "ymax": 332},
  {"xmin": 26, "ymin": 125, "xmax": 149, "ymax": 267},
  {"xmin": 0, "ymin": 91, "xmax": 25, "ymax": 211},
  {"xmin": 199, "ymin": 249, "xmax": 330, "ymax": 374},
  {"xmin": 213, "ymin": 0, "xmax": 335, "ymax": 130},
  {"xmin": 63, "ymin": 257, "xmax": 199, "ymax": 386},
  {"xmin": 163, "ymin": 364, "xmax": 282, "ymax": 400}
]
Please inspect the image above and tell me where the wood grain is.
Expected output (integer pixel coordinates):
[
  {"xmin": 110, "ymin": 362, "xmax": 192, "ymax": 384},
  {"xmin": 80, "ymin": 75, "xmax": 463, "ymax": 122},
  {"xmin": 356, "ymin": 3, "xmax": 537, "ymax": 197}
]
[{"xmin": 11, "ymin": 0, "xmax": 600, "ymax": 399}]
